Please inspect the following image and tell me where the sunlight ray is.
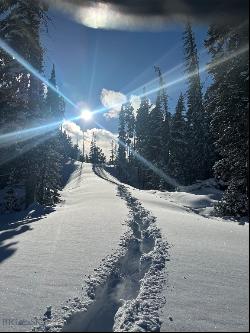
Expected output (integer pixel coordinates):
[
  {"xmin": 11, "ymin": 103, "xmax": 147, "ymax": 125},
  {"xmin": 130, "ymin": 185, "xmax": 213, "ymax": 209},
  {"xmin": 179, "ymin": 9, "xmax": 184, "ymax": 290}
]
[
  {"xmin": 0, "ymin": 131, "xmax": 57, "ymax": 166},
  {"xmin": 94, "ymin": 120, "xmax": 180, "ymax": 188},
  {"xmin": 92, "ymin": 43, "xmax": 248, "ymax": 116},
  {"xmin": 0, "ymin": 38, "xmax": 78, "ymax": 109},
  {"xmin": 138, "ymin": 44, "xmax": 249, "ymax": 99}
]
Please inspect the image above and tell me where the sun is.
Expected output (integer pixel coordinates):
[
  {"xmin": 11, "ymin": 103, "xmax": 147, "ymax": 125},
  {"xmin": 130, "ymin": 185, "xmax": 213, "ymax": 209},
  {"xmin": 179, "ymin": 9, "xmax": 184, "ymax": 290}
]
[{"xmin": 81, "ymin": 109, "xmax": 93, "ymax": 121}]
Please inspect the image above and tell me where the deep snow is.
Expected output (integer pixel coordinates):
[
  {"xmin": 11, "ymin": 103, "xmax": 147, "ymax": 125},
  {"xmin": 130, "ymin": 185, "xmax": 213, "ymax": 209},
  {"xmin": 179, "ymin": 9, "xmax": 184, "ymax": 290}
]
[
  {"xmin": 0, "ymin": 163, "xmax": 128, "ymax": 332},
  {"xmin": 0, "ymin": 163, "xmax": 249, "ymax": 332}
]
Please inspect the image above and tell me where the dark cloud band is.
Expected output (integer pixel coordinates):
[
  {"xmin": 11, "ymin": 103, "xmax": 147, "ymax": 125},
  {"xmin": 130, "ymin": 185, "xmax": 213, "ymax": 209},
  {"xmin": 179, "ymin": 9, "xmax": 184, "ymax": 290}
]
[{"xmin": 53, "ymin": 0, "xmax": 249, "ymax": 23}]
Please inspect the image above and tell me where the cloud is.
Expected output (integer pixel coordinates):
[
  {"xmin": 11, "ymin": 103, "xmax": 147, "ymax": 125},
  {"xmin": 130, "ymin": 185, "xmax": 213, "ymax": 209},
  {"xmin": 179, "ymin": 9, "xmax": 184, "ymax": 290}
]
[
  {"xmin": 101, "ymin": 89, "xmax": 142, "ymax": 119},
  {"xmin": 45, "ymin": 0, "xmax": 248, "ymax": 31},
  {"xmin": 62, "ymin": 120, "xmax": 83, "ymax": 139},
  {"xmin": 84, "ymin": 128, "xmax": 117, "ymax": 158},
  {"xmin": 62, "ymin": 121, "xmax": 117, "ymax": 158},
  {"xmin": 101, "ymin": 89, "xmax": 127, "ymax": 119}
]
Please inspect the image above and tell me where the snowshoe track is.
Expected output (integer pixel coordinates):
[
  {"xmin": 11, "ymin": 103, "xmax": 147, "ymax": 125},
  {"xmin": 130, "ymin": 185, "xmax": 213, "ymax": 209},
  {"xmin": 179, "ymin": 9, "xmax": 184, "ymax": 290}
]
[{"xmin": 33, "ymin": 175, "xmax": 169, "ymax": 332}]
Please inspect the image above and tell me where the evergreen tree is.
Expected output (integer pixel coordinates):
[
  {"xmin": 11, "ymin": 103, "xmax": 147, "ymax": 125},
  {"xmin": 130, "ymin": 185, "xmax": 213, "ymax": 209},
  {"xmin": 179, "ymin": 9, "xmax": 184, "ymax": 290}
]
[
  {"xmin": 109, "ymin": 140, "xmax": 115, "ymax": 165},
  {"xmin": 146, "ymin": 74, "xmax": 165, "ymax": 188},
  {"xmin": 0, "ymin": 0, "xmax": 48, "ymax": 207},
  {"xmin": 45, "ymin": 64, "xmax": 63, "ymax": 121},
  {"xmin": 0, "ymin": 2, "xmax": 77, "ymax": 208},
  {"xmin": 183, "ymin": 23, "xmax": 209, "ymax": 183},
  {"xmin": 117, "ymin": 105, "xmax": 127, "ymax": 175},
  {"xmin": 134, "ymin": 88, "xmax": 151, "ymax": 188},
  {"xmin": 88, "ymin": 134, "xmax": 106, "ymax": 164},
  {"xmin": 89, "ymin": 134, "xmax": 97, "ymax": 163},
  {"xmin": 36, "ymin": 135, "xmax": 63, "ymax": 205},
  {"xmin": 123, "ymin": 101, "xmax": 135, "ymax": 163},
  {"xmin": 135, "ymin": 88, "xmax": 150, "ymax": 157},
  {"xmin": 205, "ymin": 23, "xmax": 249, "ymax": 216},
  {"xmin": 154, "ymin": 66, "xmax": 171, "ymax": 169},
  {"xmin": 34, "ymin": 64, "xmax": 66, "ymax": 205},
  {"xmin": 168, "ymin": 93, "xmax": 188, "ymax": 184}
]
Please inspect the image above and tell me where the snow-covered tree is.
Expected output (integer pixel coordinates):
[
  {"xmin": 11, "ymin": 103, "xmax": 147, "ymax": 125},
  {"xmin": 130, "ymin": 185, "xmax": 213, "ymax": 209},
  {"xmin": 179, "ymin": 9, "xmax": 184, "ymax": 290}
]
[
  {"xmin": 89, "ymin": 134, "xmax": 106, "ymax": 164},
  {"xmin": 109, "ymin": 140, "xmax": 116, "ymax": 165},
  {"xmin": 154, "ymin": 66, "xmax": 171, "ymax": 168},
  {"xmin": 183, "ymin": 23, "xmax": 210, "ymax": 183},
  {"xmin": 0, "ymin": 0, "xmax": 49, "ymax": 207},
  {"xmin": 205, "ymin": 23, "xmax": 249, "ymax": 216},
  {"xmin": 135, "ymin": 89, "xmax": 150, "ymax": 157},
  {"xmin": 117, "ymin": 105, "xmax": 127, "ymax": 174},
  {"xmin": 168, "ymin": 93, "xmax": 188, "ymax": 184},
  {"xmin": 123, "ymin": 101, "xmax": 135, "ymax": 163}
]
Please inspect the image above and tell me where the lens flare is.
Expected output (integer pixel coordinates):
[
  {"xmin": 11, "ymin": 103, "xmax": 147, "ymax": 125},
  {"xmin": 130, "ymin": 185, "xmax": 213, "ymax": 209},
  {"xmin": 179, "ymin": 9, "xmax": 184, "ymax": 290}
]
[
  {"xmin": 0, "ymin": 38, "xmax": 78, "ymax": 109},
  {"xmin": 0, "ymin": 35, "xmax": 248, "ymax": 186},
  {"xmin": 93, "ymin": 120, "xmax": 180, "ymax": 188},
  {"xmin": 81, "ymin": 109, "xmax": 93, "ymax": 121}
]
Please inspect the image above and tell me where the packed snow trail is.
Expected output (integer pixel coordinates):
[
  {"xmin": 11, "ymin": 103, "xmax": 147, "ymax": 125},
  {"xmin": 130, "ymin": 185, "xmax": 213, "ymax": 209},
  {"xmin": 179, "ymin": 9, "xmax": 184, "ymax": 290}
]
[
  {"xmin": 0, "ymin": 162, "xmax": 129, "ymax": 332},
  {"xmin": 89, "ymin": 167, "xmax": 249, "ymax": 332},
  {"xmin": 35, "ymin": 170, "xmax": 168, "ymax": 332}
]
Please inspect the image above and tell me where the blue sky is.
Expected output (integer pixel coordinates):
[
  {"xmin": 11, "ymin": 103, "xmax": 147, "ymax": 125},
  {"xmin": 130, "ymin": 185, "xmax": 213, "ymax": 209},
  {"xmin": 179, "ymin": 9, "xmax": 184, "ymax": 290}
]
[{"xmin": 43, "ymin": 8, "xmax": 210, "ymax": 134}]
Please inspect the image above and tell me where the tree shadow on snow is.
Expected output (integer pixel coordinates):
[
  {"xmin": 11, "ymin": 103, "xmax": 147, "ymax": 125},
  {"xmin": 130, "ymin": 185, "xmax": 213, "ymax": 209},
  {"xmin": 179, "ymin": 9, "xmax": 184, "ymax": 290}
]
[
  {"xmin": 0, "ymin": 160, "xmax": 77, "ymax": 263},
  {"xmin": 0, "ymin": 205, "xmax": 55, "ymax": 263},
  {"xmin": 0, "ymin": 224, "xmax": 31, "ymax": 263}
]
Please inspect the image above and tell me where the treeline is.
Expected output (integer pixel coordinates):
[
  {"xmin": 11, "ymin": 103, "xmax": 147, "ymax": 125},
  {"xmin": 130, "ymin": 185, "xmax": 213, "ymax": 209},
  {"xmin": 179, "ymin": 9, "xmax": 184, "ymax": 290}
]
[
  {"xmin": 0, "ymin": 0, "xmax": 80, "ymax": 212},
  {"xmin": 114, "ymin": 23, "xmax": 249, "ymax": 217}
]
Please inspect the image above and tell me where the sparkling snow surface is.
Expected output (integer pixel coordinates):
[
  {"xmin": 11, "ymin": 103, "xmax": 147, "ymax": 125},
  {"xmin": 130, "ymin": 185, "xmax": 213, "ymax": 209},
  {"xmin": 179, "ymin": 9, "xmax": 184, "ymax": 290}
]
[{"xmin": 0, "ymin": 163, "xmax": 248, "ymax": 332}]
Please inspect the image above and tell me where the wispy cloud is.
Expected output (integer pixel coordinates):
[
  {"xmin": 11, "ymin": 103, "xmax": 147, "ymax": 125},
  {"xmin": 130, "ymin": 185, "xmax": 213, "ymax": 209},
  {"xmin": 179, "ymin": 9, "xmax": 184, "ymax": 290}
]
[
  {"xmin": 101, "ymin": 88, "xmax": 141, "ymax": 119},
  {"xmin": 101, "ymin": 89, "xmax": 127, "ymax": 119}
]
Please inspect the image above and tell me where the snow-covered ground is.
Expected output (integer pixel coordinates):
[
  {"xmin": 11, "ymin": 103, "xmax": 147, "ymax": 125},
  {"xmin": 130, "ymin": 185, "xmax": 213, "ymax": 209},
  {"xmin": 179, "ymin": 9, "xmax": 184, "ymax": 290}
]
[
  {"xmin": 0, "ymin": 163, "xmax": 248, "ymax": 332},
  {"xmin": 0, "ymin": 163, "xmax": 129, "ymax": 332},
  {"xmin": 132, "ymin": 189, "xmax": 249, "ymax": 332},
  {"xmin": 145, "ymin": 178, "xmax": 224, "ymax": 219}
]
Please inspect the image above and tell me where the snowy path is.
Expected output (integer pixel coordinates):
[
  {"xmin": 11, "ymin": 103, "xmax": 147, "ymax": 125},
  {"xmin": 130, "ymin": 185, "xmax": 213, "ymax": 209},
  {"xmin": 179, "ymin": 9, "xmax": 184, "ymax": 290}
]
[
  {"xmin": 33, "ymin": 166, "xmax": 168, "ymax": 332},
  {"xmin": 0, "ymin": 163, "xmax": 248, "ymax": 332},
  {"xmin": 84, "ymin": 167, "xmax": 249, "ymax": 332},
  {"xmin": 0, "ymin": 163, "xmax": 129, "ymax": 332}
]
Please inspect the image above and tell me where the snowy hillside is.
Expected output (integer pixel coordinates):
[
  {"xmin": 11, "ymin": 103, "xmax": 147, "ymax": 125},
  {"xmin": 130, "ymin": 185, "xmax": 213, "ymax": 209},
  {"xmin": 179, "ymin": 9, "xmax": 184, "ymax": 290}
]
[{"xmin": 0, "ymin": 163, "xmax": 248, "ymax": 332}]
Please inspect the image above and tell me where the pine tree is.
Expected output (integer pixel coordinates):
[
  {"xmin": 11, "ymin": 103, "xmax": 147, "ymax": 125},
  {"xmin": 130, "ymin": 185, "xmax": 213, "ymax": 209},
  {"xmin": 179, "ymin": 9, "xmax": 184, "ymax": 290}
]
[
  {"xmin": 35, "ymin": 64, "xmax": 66, "ymax": 205},
  {"xmin": 45, "ymin": 64, "xmax": 63, "ymax": 121},
  {"xmin": 36, "ymin": 135, "xmax": 63, "ymax": 205},
  {"xmin": 154, "ymin": 66, "xmax": 171, "ymax": 169},
  {"xmin": 109, "ymin": 140, "xmax": 115, "ymax": 165},
  {"xmin": 183, "ymin": 23, "xmax": 209, "ymax": 183},
  {"xmin": 0, "ymin": 0, "xmax": 48, "ymax": 207},
  {"xmin": 205, "ymin": 23, "xmax": 249, "ymax": 216},
  {"xmin": 135, "ymin": 88, "xmax": 150, "ymax": 157},
  {"xmin": 0, "ymin": 1, "xmax": 31, "ymax": 182},
  {"xmin": 117, "ymin": 105, "xmax": 127, "ymax": 175},
  {"xmin": 134, "ymin": 88, "xmax": 151, "ymax": 188},
  {"xmin": 146, "ymin": 74, "xmax": 165, "ymax": 188},
  {"xmin": 89, "ymin": 134, "xmax": 97, "ymax": 164},
  {"xmin": 89, "ymin": 134, "xmax": 106, "ymax": 164},
  {"xmin": 123, "ymin": 101, "xmax": 135, "ymax": 163},
  {"xmin": 168, "ymin": 93, "xmax": 188, "ymax": 184}
]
